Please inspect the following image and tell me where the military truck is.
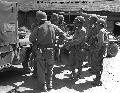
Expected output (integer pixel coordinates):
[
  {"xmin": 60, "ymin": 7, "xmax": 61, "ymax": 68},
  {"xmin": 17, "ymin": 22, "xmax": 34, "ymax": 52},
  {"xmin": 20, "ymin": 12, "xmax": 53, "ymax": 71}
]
[
  {"xmin": 0, "ymin": 1, "xmax": 18, "ymax": 71},
  {"xmin": 0, "ymin": 0, "xmax": 119, "ymax": 72}
]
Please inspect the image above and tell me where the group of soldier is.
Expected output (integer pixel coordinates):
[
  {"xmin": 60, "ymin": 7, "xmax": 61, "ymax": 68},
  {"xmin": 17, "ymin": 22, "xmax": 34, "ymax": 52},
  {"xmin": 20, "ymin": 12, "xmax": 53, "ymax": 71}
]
[{"xmin": 22, "ymin": 10, "xmax": 108, "ymax": 92}]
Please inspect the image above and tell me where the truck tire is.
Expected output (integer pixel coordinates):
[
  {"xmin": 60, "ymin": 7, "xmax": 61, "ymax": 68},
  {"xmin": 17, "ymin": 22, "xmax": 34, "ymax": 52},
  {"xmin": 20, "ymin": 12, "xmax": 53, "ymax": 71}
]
[{"xmin": 107, "ymin": 43, "xmax": 119, "ymax": 57}]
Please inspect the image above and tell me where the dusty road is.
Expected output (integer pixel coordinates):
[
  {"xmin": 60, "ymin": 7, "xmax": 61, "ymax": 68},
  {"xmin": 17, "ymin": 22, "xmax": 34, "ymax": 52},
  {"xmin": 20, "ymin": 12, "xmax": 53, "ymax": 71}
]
[{"xmin": 0, "ymin": 50, "xmax": 120, "ymax": 93}]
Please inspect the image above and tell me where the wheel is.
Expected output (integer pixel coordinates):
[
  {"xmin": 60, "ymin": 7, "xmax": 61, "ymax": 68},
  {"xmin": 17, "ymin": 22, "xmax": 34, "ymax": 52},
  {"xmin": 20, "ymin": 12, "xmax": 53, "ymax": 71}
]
[{"xmin": 107, "ymin": 43, "xmax": 119, "ymax": 57}]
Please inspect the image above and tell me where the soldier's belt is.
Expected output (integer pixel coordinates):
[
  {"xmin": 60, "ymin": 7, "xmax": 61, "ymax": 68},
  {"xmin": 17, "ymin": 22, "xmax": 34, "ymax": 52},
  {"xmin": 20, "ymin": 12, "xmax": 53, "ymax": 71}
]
[
  {"xmin": 35, "ymin": 48, "xmax": 54, "ymax": 60},
  {"xmin": 37, "ymin": 44, "xmax": 55, "ymax": 49},
  {"xmin": 37, "ymin": 47, "xmax": 54, "ymax": 51}
]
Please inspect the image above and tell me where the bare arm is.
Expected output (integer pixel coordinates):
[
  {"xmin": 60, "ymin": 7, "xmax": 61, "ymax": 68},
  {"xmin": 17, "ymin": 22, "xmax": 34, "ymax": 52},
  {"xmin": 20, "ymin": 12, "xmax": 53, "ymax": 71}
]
[
  {"xmin": 54, "ymin": 25, "xmax": 66, "ymax": 44},
  {"xmin": 29, "ymin": 27, "xmax": 38, "ymax": 44}
]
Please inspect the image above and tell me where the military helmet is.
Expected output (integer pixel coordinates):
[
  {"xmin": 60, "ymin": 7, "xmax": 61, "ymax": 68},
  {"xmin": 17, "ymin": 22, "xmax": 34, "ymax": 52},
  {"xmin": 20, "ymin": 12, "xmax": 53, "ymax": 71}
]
[
  {"xmin": 97, "ymin": 18, "xmax": 107, "ymax": 27},
  {"xmin": 36, "ymin": 10, "xmax": 47, "ymax": 20},
  {"xmin": 58, "ymin": 15, "xmax": 64, "ymax": 21},
  {"xmin": 89, "ymin": 14, "xmax": 99, "ymax": 22},
  {"xmin": 51, "ymin": 13, "xmax": 59, "ymax": 19},
  {"xmin": 74, "ymin": 16, "xmax": 85, "ymax": 23}
]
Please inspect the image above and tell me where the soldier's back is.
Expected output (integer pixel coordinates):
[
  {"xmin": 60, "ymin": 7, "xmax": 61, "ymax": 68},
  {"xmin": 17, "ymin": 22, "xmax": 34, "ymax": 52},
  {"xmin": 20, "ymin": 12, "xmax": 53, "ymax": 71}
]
[{"xmin": 36, "ymin": 21, "xmax": 56, "ymax": 47}]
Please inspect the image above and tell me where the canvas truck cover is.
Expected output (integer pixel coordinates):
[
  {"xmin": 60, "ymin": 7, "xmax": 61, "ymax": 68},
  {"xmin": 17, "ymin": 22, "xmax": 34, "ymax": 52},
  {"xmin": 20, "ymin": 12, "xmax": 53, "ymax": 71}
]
[{"xmin": 0, "ymin": 1, "xmax": 18, "ymax": 46}]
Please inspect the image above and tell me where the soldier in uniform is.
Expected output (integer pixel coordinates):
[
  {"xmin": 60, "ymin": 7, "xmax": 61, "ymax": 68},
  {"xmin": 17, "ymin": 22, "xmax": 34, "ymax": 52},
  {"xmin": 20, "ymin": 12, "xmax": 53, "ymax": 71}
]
[
  {"xmin": 21, "ymin": 16, "xmax": 40, "ymax": 74},
  {"xmin": 50, "ymin": 13, "xmax": 59, "ymax": 26},
  {"xmin": 30, "ymin": 13, "xmax": 43, "ymax": 78},
  {"xmin": 29, "ymin": 10, "xmax": 65, "ymax": 91},
  {"xmin": 87, "ymin": 14, "xmax": 99, "ymax": 41},
  {"xmin": 86, "ymin": 15, "xmax": 99, "ymax": 68},
  {"xmin": 22, "ymin": 13, "xmax": 42, "ymax": 76},
  {"xmin": 66, "ymin": 16, "xmax": 87, "ymax": 79},
  {"xmin": 50, "ymin": 13, "xmax": 66, "ymax": 62},
  {"xmin": 58, "ymin": 15, "xmax": 68, "ymax": 33},
  {"xmin": 57, "ymin": 14, "xmax": 70, "ymax": 63},
  {"xmin": 91, "ymin": 18, "xmax": 108, "ymax": 86}
]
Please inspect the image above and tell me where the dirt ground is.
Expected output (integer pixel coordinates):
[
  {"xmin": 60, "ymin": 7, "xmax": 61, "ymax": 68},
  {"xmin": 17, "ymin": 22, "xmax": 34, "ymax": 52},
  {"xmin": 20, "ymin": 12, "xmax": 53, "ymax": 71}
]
[{"xmin": 0, "ymin": 50, "xmax": 120, "ymax": 93}]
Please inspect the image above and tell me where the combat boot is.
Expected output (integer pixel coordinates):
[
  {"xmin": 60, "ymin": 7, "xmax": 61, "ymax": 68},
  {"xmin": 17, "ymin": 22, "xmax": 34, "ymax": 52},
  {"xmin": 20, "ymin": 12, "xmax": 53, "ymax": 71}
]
[
  {"xmin": 91, "ymin": 72, "xmax": 102, "ymax": 86},
  {"xmin": 39, "ymin": 83, "xmax": 47, "ymax": 92},
  {"xmin": 46, "ymin": 83, "xmax": 52, "ymax": 91},
  {"xmin": 91, "ymin": 80, "xmax": 102, "ymax": 86}
]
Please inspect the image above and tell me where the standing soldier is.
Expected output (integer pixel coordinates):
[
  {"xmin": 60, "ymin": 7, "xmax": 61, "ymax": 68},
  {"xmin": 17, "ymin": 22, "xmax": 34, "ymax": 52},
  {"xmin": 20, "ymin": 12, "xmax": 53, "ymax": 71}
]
[
  {"xmin": 50, "ymin": 13, "xmax": 59, "ymax": 26},
  {"xmin": 57, "ymin": 14, "xmax": 69, "ymax": 62},
  {"xmin": 21, "ymin": 18, "xmax": 39, "ymax": 74},
  {"xmin": 87, "ymin": 14, "xmax": 99, "ymax": 41},
  {"xmin": 91, "ymin": 18, "xmax": 108, "ymax": 86},
  {"xmin": 50, "ymin": 13, "xmax": 66, "ymax": 62},
  {"xmin": 50, "ymin": 13, "xmax": 59, "ymax": 62},
  {"xmin": 30, "ymin": 16, "xmax": 41, "ymax": 78},
  {"xmin": 58, "ymin": 15, "xmax": 68, "ymax": 33},
  {"xmin": 86, "ymin": 15, "xmax": 99, "ymax": 68},
  {"xmin": 79, "ymin": 12, "xmax": 90, "ymax": 29},
  {"xmin": 66, "ymin": 16, "xmax": 87, "ymax": 79},
  {"xmin": 29, "ymin": 10, "xmax": 65, "ymax": 91}
]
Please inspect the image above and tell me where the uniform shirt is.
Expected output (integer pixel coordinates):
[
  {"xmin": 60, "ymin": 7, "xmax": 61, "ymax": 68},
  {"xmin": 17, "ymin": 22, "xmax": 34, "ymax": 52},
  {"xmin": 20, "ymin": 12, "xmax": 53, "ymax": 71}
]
[
  {"xmin": 87, "ymin": 24, "xmax": 98, "ymax": 38},
  {"xmin": 88, "ymin": 28, "xmax": 108, "ymax": 51},
  {"xmin": 58, "ymin": 21, "xmax": 68, "ymax": 33},
  {"xmin": 29, "ymin": 21, "xmax": 65, "ymax": 47},
  {"xmin": 97, "ymin": 28, "xmax": 108, "ymax": 47},
  {"xmin": 86, "ymin": 24, "xmax": 98, "ymax": 45},
  {"xmin": 70, "ymin": 27, "xmax": 86, "ymax": 45},
  {"xmin": 31, "ymin": 22, "xmax": 38, "ymax": 33}
]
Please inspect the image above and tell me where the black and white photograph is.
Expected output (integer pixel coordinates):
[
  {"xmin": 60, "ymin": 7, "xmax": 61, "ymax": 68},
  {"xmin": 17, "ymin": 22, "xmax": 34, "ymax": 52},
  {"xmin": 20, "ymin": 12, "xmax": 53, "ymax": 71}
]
[{"xmin": 0, "ymin": 0, "xmax": 120, "ymax": 93}]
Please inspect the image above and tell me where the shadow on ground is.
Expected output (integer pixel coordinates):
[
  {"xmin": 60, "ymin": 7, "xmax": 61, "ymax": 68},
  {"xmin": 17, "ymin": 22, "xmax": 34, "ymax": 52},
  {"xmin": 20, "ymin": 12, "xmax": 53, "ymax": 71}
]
[
  {"xmin": 52, "ymin": 65, "xmax": 98, "ymax": 93},
  {"xmin": 0, "ymin": 66, "xmax": 41, "ymax": 93},
  {"xmin": 0, "ymin": 64, "xmax": 99, "ymax": 93}
]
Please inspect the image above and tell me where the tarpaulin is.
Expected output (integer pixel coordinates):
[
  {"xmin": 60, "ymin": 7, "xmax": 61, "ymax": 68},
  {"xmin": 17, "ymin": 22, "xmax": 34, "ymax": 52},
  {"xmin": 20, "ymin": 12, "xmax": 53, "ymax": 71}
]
[{"xmin": 0, "ymin": 0, "xmax": 18, "ymax": 45}]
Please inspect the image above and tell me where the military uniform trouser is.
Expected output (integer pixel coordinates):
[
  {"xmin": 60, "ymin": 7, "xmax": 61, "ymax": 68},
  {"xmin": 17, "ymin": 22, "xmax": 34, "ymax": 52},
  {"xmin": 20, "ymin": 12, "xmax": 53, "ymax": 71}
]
[
  {"xmin": 36, "ymin": 48, "xmax": 54, "ymax": 88},
  {"xmin": 69, "ymin": 46, "xmax": 85, "ymax": 76},
  {"xmin": 32, "ymin": 57, "xmax": 37, "ymax": 76},
  {"xmin": 88, "ymin": 52, "xmax": 92, "ymax": 66},
  {"xmin": 22, "ymin": 47, "xmax": 32, "ymax": 69},
  {"xmin": 54, "ymin": 47, "xmax": 59, "ymax": 61},
  {"xmin": 90, "ymin": 48, "xmax": 104, "ymax": 81}
]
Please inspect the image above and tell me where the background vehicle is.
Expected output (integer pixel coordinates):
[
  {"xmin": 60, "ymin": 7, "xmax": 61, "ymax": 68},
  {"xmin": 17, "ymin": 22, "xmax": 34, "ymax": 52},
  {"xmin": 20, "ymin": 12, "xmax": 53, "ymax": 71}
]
[
  {"xmin": 0, "ymin": 1, "xmax": 18, "ymax": 71},
  {"xmin": 1, "ymin": 0, "xmax": 120, "ymax": 71},
  {"xmin": 18, "ymin": 27, "xmax": 27, "ymax": 39},
  {"xmin": 107, "ymin": 33, "xmax": 119, "ymax": 57}
]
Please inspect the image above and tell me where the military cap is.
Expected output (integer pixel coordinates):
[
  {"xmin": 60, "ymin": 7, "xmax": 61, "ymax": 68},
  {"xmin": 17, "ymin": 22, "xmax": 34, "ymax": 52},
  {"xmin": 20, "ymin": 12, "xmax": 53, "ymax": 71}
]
[
  {"xmin": 36, "ymin": 10, "xmax": 47, "ymax": 20},
  {"xmin": 74, "ymin": 16, "xmax": 85, "ymax": 23}
]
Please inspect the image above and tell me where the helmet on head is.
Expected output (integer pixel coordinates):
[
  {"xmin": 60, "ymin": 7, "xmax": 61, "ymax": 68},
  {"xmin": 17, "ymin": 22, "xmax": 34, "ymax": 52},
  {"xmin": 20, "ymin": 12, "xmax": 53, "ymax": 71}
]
[
  {"xmin": 36, "ymin": 10, "xmax": 47, "ymax": 20},
  {"xmin": 51, "ymin": 13, "xmax": 59, "ymax": 20},
  {"xmin": 58, "ymin": 15, "xmax": 64, "ymax": 21},
  {"xmin": 89, "ymin": 14, "xmax": 99, "ymax": 22},
  {"xmin": 97, "ymin": 18, "xmax": 107, "ymax": 27},
  {"xmin": 81, "ymin": 12, "xmax": 88, "ymax": 17},
  {"xmin": 74, "ymin": 16, "xmax": 85, "ymax": 24}
]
